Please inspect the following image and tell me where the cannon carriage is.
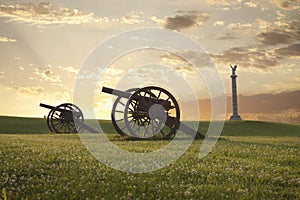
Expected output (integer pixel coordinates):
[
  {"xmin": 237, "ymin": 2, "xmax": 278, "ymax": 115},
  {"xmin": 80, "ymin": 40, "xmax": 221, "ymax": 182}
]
[
  {"xmin": 103, "ymin": 86, "xmax": 204, "ymax": 139},
  {"xmin": 39, "ymin": 103, "xmax": 98, "ymax": 133}
]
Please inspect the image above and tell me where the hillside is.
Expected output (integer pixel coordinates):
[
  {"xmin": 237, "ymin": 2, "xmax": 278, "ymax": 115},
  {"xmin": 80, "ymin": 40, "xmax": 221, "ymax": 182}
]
[{"xmin": 0, "ymin": 116, "xmax": 299, "ymax": 136}]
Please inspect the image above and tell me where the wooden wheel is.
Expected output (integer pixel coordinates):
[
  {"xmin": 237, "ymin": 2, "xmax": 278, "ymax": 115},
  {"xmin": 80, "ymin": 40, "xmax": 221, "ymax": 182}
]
[
  {"xmin": 124, "ymin": 86, "xmax": 180, "ymax": 139},
  {"xmin": 111, "ymin": 88, "xmax": 138, "ymax": 136},
  {"xmin": 48, "ymin": 103, "xmax": 84, "ymax": 133}
]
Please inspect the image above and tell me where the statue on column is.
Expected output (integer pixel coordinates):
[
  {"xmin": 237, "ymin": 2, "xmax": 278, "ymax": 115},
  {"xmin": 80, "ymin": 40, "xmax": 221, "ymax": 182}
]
[
  {"xmin": 230, "ymin": 64, "xmax": 242, "ymax": 120},
  {"xmin": 230, "ymin": 65, "xmax": 237, "ymax": 75}
]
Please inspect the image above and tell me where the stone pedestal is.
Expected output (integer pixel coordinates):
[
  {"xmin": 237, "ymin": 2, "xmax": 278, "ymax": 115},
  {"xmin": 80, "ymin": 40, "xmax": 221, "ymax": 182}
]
[{"xmin": 230, "ymin": 66, "xmax": 242, "ymax": 120}]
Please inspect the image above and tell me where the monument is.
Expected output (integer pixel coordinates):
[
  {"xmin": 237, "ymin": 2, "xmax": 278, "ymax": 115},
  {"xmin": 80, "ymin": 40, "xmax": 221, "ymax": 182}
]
[{"xmin": 230, "ymin": 65, "xmax": 242, "ymax": 120}]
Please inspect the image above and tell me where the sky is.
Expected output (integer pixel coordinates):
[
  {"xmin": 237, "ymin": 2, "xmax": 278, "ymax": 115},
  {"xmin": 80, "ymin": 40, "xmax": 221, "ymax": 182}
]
[{"xmin": 0, "ymin": 0, "xmax": 299, "ymax": 124}]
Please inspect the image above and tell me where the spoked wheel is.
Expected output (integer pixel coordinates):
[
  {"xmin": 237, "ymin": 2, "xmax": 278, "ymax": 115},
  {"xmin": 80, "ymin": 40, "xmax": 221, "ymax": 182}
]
[
  {"xmin": 111, "ymin": 88, "xmax": 138, "ymax": 136},
  {"xmin": 46, "ymin": 109, "xmax": 55, "ymax": 132},
  {"xmin": 124, "ymin": 86, "xmax": 180, "ymax": 139},
  {"xmin": 48, "ymin": 103, "xmax": 84, "ymax": 133}
]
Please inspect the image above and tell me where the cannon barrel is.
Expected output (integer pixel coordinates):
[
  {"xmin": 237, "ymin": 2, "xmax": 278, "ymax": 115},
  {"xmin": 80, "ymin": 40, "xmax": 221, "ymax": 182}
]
[
  {"xmin": 39, "ymin": 103, "xmax": 55, "ymax": 110},
  {"xmin": 102, "ymin": 87, "xmax": 131, "ymax": 99},
  {"xmin": 102, "ymin": 86, "xmax": 173, "ymax": 110},
  {"xmin": 40, "ymin": 103, "xmax": 80, "ymax": 114}
]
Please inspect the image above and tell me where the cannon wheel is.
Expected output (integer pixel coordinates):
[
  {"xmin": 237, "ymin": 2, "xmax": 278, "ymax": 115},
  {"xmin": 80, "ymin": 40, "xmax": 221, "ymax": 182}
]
[
  {"xmin": 124, "ymin": 86, "xmax": 180, "ymax": 139},
  {"xmin": 48, "ymin": 103, "xmax": 84, "ymax": 133},
  {"xmin": 46, "ymin": 109, "xmax": 55, "ymax": 132},
  {"xmin": 111, "ymin": 88, "xmax": 138, "ymax": 136}
]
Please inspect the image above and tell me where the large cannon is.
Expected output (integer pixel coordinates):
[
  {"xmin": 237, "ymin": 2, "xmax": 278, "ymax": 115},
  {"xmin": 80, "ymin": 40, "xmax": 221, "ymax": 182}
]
[
  {"xmin": 102, "ymin": 86, "xmax": 204, "ymax": 139},
  {"xmin": 40, "ymin": 103, "xmax": 98, "ymax": 133}
]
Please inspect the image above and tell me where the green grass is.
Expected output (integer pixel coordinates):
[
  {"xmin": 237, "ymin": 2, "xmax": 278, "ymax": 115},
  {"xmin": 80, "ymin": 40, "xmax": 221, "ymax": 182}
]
[
  {"xmin": 0, "ymin": 134, "xmax": 299, "ymax": 199},
  {"xmin": 0, "ymin": 116, "xmax": 49, "ymax": 134},
  {"xmin": 221, "ymin": 120, "xmax": 300, "ymax": 136},
  {"xmin": 0, "ymin": 116, "xmax": 299, "ymax": 136},
  {"xmin": 0, "ymin": 116, "xmax": 299, "ymax": 199}
]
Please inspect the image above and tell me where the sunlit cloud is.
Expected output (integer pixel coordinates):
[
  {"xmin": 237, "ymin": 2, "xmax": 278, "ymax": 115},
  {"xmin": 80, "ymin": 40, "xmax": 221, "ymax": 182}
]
[
  {"xmin": 227, "ymin": 22, "xmax": 254, "ymax": 35},
  {"xmin": 0, "ymin": 2, "xmax": 103, "ymax": 26},
  {"xmin": 207, "ymin": 0, "xmax": 300, "ymax": 10},
  {"xmin": 0, "ymin": 36, "xmax": 16, "ymax": 42},
  {"xmin": 212, "ymin": 47, "xmax": 279, "ymax": 69},
  {"xmin": 244, "ymin": 1, "xmax": 258, "ymax": 8},
  {"xmin": 58, "ymin": 66, "xmax": 79, "ymax": 74},
  {"xmin": 262, "ymin": 81, "xmax": 300, "ymax": 93},
  {"xmin": 213, "ymin": 21, "xmax": 224, "ymax": 26},
  {"xmin": 206, "ymin": 0, "xmax": 231, "ymax": 6},
  {"xmin": 34, "ymin": 68, "xmax": 61, "ymax": 83},
  {"xmin": 161, "ymin": 51, "xmax": 214, "ymax": 68},
  {"xmin": 121, "ymin": 11, "xmax": 144, "ymax": 24},
  {"xmin": 8, "ymin": 85, "xmax": 45, "ymax": 96},
  {"xmin": 0, "ymin": 3, "xmax": 151, "ymax": 27}
]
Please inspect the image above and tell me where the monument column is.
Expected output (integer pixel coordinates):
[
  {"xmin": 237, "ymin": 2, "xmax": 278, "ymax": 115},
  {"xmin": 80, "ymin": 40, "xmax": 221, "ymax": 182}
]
[{"xmin": 230, "ymin": 65, "xmax": 242, "ymax": 120}]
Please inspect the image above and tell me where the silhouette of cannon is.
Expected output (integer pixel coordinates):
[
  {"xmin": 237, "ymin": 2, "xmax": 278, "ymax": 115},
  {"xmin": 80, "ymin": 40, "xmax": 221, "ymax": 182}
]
[
  {"xmin": 39, "ymin": 103, "xmax": 98, "ymax": 133},
  {"xmin": 102, "ymin": 86, "xmax": 204, "ymax": 139}
]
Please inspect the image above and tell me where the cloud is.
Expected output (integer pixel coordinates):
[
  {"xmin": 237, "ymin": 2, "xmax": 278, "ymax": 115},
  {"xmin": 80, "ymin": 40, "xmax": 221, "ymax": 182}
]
[
  {"xmin": 262, "ymin": 80, "xmax": 300, "ymax": 93},
  {"xmin": 275, "ymin": 43, "xmax": 300, "ymax": 57},
  {"xmin": 244, "ymin": 2, "xmax": 258, "ymax": 7},
  {"xmin": 237, "ymin": 90, "xmax": 300, "ymax": 124},
  {"xmin": 184, "ymin": 90, "xmax": 300, "ymax": 124},
  {"xmin": 0, "ymin": 3, "xmax": 148, "ymax": 27},
  {"xmin": 206, "ymin": 0, "xmax": 231, "ymax": 6},
  {"xmin": 257, "ymin": 15, "xmax": 300, "ymax": 46},
  {"xmin": 58, "ymin": 66, "xmax": 79, "ymax": 74},
  {"xmin": 121, "ymin": 11, "xmax": 144, "ymax": 24},
  {"xmin": 0, "ymin": 2, "xmax": 102, "ymax": 26},
  {"xmin": 242, "ymin": 110, "xmax": 300, "ymax": 124},
  {"xmin": 258, "ymin": 31, "xmax": 298, "ymax": 46},
  {"xmin": 160, "ymin": 54, "xmax": 195, "ymax": 78},
  {"xmin": 154, "ymin": 10, "xmax": 209, "ymax": 31},
  {"xmin": 34, "ymin": 68, "xmax": 61, "ymax": 83},
  {"xmin": 161, "ymin": 53, "xmax": 187, "ymax": 65},
  {"xmin": 211, "ymin": 47, "xmax": 279, "ymax": 69},
  {"xmin": 161, "ymin": 51, "xmax": 214, "ymax": 69},
  {"xmin": 9, "ymin": 85, "xmax": 45, "ymax": 96},
  {"xmin": 238, "ymin": 90, "xmax": 300, "ymax": 113},
  {"xmin": 218, "ymin": 33, "xmax": 237, "ymax": 40},
  {"xmin": 227, "ymin": 22, "xmax": 254, "ymax": 33},
  {"xmin": 0, "ymin": 36, "xmax": 16, "ymax": 42},
  {"xmin": 213, "ymin": 21, "xmax": 224, "ymax": 26},
  {"xmin": 269, "ymin": 0, "xmax": 300, "ymax": 10}
]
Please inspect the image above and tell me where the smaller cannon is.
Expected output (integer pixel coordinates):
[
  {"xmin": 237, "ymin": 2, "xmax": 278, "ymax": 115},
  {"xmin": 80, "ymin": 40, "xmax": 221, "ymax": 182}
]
[
  {"xmin": 40, "ymin": 103, "xmax": 98, "ymax": 133},
  {"xmin": 102, "ymin": 86, "xmax": 204, "ymax": 139}
]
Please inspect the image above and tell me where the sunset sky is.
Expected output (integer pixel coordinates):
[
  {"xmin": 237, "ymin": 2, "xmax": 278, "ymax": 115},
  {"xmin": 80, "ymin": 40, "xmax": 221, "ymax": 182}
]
[{"xmin": 0, "ymin": 0, "xmax": 299, "ymax": 124}]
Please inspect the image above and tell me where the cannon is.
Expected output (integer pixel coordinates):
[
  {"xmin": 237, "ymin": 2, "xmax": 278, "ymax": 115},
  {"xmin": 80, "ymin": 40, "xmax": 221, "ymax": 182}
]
[
  {"xmin": 40, "ymin": 103, "xmax": 98, "ymax": 133},
  {"xmin": 102, "ymin": 86, "xmax": 204, "ymax": 139}
]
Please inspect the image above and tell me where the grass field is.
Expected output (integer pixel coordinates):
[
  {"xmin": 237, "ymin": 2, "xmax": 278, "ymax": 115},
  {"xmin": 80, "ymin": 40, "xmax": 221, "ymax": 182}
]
[
  {"xmin": 0, "ymin": 116, "xmax": 299, "ymax": 199},
  {"xmin": 1, "ymin": 115, "xmax": 299, "ymax": 136}
]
